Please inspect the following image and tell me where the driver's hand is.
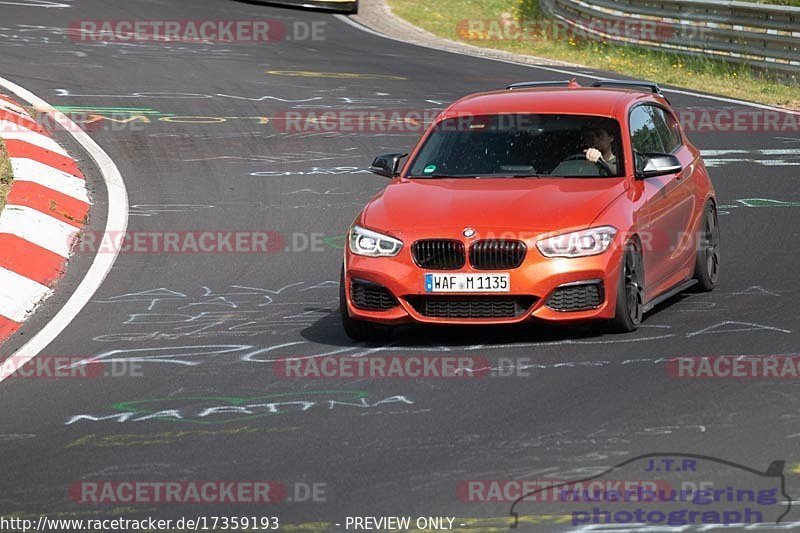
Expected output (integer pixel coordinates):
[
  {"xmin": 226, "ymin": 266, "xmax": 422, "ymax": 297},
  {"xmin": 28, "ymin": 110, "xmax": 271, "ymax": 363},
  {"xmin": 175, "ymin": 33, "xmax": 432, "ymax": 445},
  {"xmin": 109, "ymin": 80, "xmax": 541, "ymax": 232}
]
[{"xmin": 584, "ymin": 147, "xmax": 602, "ymax": 163}]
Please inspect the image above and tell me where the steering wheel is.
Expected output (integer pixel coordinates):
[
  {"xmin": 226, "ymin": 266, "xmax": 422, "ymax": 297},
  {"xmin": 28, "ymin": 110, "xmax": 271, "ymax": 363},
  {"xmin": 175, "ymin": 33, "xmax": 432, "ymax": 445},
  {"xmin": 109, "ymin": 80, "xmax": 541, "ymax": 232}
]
[{"xmin": 563, "ymin": 153, "xmax": 612, "ymax": 176}]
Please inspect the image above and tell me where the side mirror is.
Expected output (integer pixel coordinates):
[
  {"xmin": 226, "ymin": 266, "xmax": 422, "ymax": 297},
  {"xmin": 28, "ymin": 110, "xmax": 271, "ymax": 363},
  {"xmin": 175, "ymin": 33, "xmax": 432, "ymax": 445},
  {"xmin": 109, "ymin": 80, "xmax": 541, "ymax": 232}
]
[
  {"xmin": 636, "ymin": 153, "xmax": 682, "ymax": 179},
  {"xmin": 370, "ymin": 153, "xmax": 407, "ymax": 178}
]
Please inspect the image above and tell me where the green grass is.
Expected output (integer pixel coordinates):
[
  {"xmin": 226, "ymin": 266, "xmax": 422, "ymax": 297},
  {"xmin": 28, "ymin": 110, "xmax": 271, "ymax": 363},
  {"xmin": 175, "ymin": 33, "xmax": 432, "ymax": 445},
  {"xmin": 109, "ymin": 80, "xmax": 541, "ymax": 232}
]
[
  {"xmin": 0, "ymin": 138, "xmax": 12, "ymax": 214},
  {"xmin": 388, "ymin": 0, "xmax": 800, "ymax": 108}
]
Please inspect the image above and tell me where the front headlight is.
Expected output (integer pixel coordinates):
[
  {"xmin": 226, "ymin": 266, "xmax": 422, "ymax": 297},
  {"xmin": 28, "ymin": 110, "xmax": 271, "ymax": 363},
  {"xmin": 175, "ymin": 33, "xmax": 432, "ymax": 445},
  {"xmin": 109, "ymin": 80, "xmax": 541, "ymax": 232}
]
[
  {"xmin": 536, "ymin": 226, "xmax": 617, "ymax": 258},
  {"xmin": 348, "ymin": 225, "xmax": 403, "ymax": 257}
]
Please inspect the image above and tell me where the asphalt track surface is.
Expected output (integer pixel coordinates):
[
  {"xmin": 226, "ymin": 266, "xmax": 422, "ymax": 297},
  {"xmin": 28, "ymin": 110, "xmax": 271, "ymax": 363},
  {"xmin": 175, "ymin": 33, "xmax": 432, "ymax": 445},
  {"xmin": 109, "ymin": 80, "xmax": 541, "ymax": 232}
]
[{"xmin": 0, "ymin": 1, "xmax": 799, "ymax": 531}]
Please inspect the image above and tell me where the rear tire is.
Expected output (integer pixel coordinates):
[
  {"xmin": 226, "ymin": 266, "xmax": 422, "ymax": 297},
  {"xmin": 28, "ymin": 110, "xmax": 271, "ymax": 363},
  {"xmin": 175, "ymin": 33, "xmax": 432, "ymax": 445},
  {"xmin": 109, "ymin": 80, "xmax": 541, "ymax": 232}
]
[
  {"xmin": 608, "ymin": 240, "xmax": 644, "ymax": 333},
  {"xmin": 693, "ymin": 201, "xmax": 720, "ymax": 292},
  {"xmin": 339, "ymin": 268, "xmax": 391, "ymax": 342}
]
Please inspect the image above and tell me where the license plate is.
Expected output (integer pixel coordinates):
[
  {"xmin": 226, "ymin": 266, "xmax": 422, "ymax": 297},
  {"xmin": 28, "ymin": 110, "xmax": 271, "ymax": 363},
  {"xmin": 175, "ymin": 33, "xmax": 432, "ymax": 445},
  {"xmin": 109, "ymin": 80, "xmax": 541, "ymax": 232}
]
[{"xmin": 424, "ymin": 273, "xmax": 510, "ymax": 293}]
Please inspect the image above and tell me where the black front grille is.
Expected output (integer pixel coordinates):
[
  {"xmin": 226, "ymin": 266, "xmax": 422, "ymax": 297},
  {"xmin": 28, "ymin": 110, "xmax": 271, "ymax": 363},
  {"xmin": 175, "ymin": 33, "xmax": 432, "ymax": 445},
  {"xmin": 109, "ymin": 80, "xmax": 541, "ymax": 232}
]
[
  {"xmin": 546, "ymin": 282, "xmax": 604, "ymax": 312},
  {"xmin": 350, "ymin": 280, "xmax": 399, "ymax": 311},
  {"xmin": 406, "ymin": 296, "xmax": 536, "ymax": 319},
  {"xmin": 412, "ymin": 240, "xmax": 465, "ymax": 270},
  {"xmin": 469, "ymin": 240, "xmax": 526, "ymax": 269}
]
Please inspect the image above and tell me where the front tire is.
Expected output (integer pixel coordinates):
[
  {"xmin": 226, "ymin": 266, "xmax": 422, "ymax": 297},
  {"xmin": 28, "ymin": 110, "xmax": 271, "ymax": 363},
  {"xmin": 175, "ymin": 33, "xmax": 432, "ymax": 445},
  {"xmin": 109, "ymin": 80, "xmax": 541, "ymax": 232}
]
[
  {"xmin": 693, "ymin": 201, "xmax": 720, "ymax": 292},
  {"xmin": 339, "ymin": 268, "xmax": 391, "ymax": 342},
  {"xmin": 608, "ymin": 240, "xmax": 644, "ymax": 332}
]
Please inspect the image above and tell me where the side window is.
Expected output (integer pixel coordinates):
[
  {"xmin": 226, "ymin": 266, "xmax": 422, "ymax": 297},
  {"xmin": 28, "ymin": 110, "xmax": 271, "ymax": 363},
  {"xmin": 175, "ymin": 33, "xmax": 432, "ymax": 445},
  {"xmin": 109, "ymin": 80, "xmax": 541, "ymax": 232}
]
[
  {"xmin": 650, "ymin": 106, "xmax": 682, "ymax": 153},
  {"xmin": 629, "ymin": 106, "xmax": 665, "ymax": 156}
]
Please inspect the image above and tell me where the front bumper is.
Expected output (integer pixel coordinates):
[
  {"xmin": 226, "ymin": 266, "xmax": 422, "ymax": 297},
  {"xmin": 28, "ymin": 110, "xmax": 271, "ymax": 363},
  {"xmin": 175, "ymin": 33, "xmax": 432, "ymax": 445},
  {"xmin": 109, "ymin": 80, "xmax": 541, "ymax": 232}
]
[{"xmin": 343, "ymin": 237, "xmax": 624, "ymax": 325}]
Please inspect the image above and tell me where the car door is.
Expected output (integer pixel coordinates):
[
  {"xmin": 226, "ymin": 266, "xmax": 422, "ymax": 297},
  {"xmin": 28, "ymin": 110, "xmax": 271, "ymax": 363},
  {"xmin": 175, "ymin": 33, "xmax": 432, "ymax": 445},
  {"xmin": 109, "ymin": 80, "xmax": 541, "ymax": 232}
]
[
  {"xmin": 631, "ymin": 105, "xmax": 694, "ymax": 295},
  {"xmin": 651, "ymin": 106, "xmax": 697, "ymax": 279}
]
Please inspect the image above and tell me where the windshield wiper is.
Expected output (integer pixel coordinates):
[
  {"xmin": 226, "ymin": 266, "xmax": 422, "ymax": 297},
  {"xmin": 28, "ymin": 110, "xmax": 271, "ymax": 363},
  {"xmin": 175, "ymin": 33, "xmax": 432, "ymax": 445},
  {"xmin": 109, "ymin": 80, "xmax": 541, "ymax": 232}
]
[{"xmin": 512, "ymin": 174, "xmax": 546, "ymax": 178}]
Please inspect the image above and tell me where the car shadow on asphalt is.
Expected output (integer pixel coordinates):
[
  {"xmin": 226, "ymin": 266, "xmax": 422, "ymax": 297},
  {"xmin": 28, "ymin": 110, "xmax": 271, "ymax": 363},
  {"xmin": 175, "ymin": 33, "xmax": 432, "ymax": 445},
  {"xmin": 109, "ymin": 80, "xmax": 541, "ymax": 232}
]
[
  {"xmin": 230, "ymin": 0, "xmax": 352, "ymax": 15},
  {"xmin": 299, "ymin": 309, "xmax": 632, "ymax": 348},
  {"xmin": 299, "ymin": 284, "xmax": 711, "ymax": 347}
]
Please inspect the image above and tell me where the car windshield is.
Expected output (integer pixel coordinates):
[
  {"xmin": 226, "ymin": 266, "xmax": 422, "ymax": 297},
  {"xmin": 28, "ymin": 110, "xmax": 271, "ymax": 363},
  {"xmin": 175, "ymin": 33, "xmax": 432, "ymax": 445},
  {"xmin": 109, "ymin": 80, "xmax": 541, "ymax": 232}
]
[{"xmin": 406, "ymin": 113, "xmax": 624, "ymax": 178}]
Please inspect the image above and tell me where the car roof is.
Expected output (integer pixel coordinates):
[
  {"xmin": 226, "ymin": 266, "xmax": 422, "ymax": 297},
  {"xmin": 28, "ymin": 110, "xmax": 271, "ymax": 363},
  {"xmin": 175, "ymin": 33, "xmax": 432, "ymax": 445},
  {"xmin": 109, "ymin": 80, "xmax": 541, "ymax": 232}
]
[{"xmin": 442, "ymin": 87, "xmax": 667, "ymax": 119}]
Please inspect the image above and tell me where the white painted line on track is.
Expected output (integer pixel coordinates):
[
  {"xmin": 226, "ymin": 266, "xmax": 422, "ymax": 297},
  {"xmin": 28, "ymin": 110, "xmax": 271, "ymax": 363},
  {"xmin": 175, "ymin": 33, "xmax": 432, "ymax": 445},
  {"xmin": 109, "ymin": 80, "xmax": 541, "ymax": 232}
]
[
  {"xmin": 701, "ymin": 148, "xmax": 800, "ymax": 156},
  {"xmin": 0, "ymin": 76, "xmax": 129, "ymax": 384},
  {"xmin": 11, "ymin": 158, "xmax": 91, "ymax": 203},
  {"xmin": 0, "ymin": 0, "xmax": 70, "ymax": 7},
  {"xmin": 334, "ymin": 14, "xmax": 800, "ymax": 115},
  {"xmin": 0, "ymin": 267, "xmax": 52, "ymax": 323},
  {"xmin": 0, "ymin": 205, "xmax": 80, "ymax": 257}
]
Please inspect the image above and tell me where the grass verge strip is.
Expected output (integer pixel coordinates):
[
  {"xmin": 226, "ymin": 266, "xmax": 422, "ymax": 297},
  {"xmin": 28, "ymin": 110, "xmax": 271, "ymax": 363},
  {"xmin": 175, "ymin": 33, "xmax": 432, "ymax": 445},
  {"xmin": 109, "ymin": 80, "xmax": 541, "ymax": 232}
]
[
  {"xmin": 0, "ymin": 138, "xmax": 13, "ymax": 214},
  {"xmin": 387, "ymin": 0, "xmax": 799, "ymax": 109}
]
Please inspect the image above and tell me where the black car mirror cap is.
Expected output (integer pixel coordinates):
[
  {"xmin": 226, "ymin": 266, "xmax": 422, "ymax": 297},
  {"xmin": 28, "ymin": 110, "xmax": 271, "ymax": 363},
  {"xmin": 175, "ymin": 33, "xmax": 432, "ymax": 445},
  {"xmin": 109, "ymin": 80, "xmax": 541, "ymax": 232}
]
[
  {"xmin": 370, "ymin": 153, "xmax": 408, "ymax": 178},
  {"xmin": 636, "ymin": 153, "xmax": 682, "ymax": 179}
]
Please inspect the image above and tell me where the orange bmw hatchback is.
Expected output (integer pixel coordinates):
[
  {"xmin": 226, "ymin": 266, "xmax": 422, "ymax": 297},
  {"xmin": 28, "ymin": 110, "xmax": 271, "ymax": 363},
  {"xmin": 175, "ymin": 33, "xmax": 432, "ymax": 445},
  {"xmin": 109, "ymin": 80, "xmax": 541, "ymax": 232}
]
[{"xmin": 341, "ymin": 80, "xmax": 719, "ymax": 340}]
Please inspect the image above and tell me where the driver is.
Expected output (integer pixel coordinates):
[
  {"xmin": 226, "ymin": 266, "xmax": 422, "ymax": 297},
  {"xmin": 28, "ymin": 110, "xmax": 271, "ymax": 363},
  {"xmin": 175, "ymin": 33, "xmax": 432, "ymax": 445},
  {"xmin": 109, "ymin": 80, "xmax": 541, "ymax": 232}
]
[{"xmin": 582, "ymin": 124, "xmax": 617, "ymax": 175}]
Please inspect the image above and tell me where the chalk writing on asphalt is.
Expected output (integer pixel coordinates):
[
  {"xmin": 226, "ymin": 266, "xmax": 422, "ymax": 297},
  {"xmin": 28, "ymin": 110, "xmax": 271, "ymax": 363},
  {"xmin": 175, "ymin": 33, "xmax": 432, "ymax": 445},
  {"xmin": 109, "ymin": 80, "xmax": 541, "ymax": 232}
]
[{"xmin": 64, "ymin": 390, "xmax": 417, "ymax": 425}]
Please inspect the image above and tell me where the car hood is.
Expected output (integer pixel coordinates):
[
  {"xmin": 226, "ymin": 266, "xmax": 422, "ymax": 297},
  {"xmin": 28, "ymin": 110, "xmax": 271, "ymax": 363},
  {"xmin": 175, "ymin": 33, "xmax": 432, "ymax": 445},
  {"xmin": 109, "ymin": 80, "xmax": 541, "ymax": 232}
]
[{"xmin": 362, "ymin": 177, "xmax": 628, "ymax": 235}]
